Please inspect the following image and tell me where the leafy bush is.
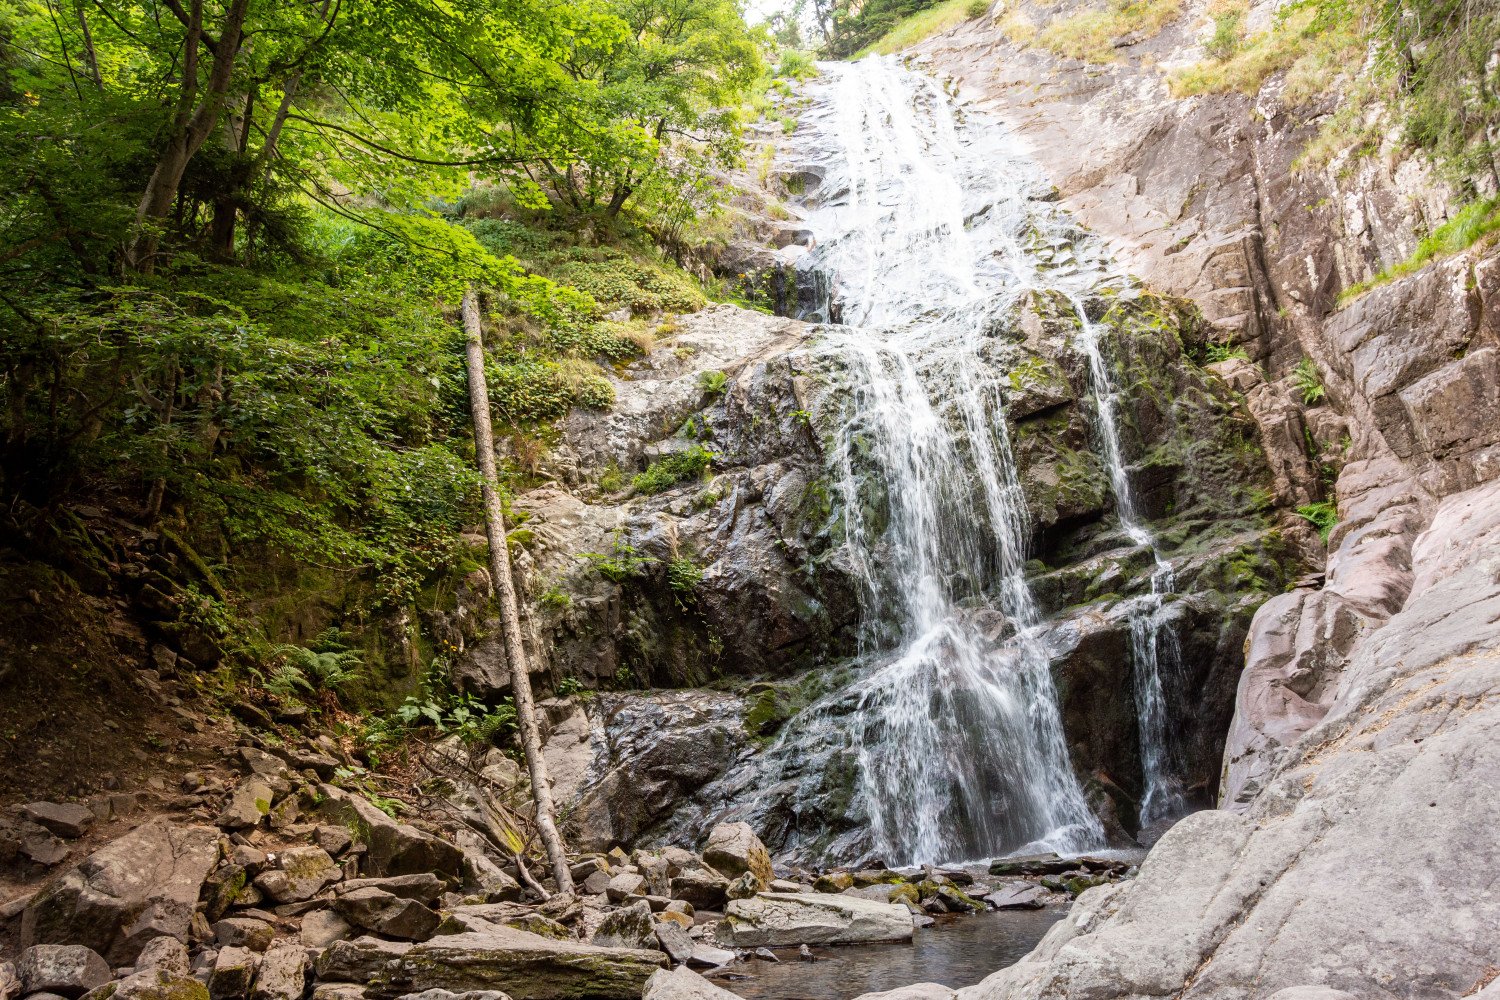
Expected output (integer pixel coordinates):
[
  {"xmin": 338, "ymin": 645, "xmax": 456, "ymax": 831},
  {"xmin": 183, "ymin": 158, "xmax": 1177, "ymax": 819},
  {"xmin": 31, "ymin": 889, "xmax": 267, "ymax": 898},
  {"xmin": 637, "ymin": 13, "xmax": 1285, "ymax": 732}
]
[
  {"xmin": 667, "ymin": 557, "xmax": 705, "ymax": 595},
  {"xmin": 1206, "ymin": 10, "xmax": 1245, "ymax": 60},
  {"xmin": 583, "ymin": 541, "xmax": 656, "ymax": 583},
  {"xmin": 698, "ymin": 370, "xmax": 729, "ymax": 395},
  {"xmin": 632, "ymin": 446, "xmax": 716, "ymax": 494},
  {"xmin": 967, "ymin": 0, "xmax": 991, "ymax": 17},
  {"xmin": 1206, "ymin": 342, "xmax": 1251, "ymax": 363}
]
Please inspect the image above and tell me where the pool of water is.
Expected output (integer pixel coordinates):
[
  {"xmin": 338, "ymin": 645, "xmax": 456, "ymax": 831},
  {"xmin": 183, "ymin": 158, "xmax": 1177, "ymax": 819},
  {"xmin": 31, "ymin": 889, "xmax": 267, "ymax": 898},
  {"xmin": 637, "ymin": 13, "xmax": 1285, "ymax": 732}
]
[{"xmin": 714, "ymin": 908, "xmax": 1065, "ymax": 1000}]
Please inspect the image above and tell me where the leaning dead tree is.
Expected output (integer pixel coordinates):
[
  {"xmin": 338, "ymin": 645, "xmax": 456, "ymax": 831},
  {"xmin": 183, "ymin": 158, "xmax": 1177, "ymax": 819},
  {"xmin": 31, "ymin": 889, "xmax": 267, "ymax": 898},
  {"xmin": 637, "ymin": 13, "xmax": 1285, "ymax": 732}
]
[{"xmin": 461, "ymin": 287, "xmax": 575, "ymax": 895}]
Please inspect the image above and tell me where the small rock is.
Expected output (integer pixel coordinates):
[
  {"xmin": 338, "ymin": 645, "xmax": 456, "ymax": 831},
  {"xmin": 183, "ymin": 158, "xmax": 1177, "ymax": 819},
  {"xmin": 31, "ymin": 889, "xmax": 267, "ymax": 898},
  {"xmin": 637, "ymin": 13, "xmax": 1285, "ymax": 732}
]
[
  {"xmin": 22, "ymin": 803, "xmax": 95, "ymax": 840},
  {"xmin": 18, "ymin": 945, "xmax": 110, "ymax": 998},
  {"xmin": 768, "ymin": 879, "xmax": 807, "ymax": 894},
  {"xmin": 135, "ymin": 938, "xmax": 191, "ymax": 975},
  {"xmin": 751, "ymin": 948, "xmax": 778, "ymax": 962},
  {"xmin": 216, "ymin": 778, "xmax": 275, "ymax": 831},
  {"xmin": 642, "ymin": 967, "xmax": 742, "ymax": 1000},
  {"xmin": 212, "ymin": 918, "xmax": 274, "ymax": 953},
  {"xmin": 314, "ymin": 826, "xmax": 352, "ymax": 856},
  {"xmin": 591, "ymin": 901, "xmax": 655, "ymax": 950},
  {"xmin": 812, "ymin": 872, "xmax": 853, "ymax": 893},
  {"xmin": 725, "ymin": 872, "xmax": 764, "ymax": 901},
  {"xmin": 686, "ymin": 944, "xmax": 736, "ymax": 969},
  {"xmin": 798, "ymin": 944, "xmax": 815, "ymax": 962},
  {"xmin": 255, "ymin": 846, "xmax": 339, "ymax": 903},
  {"xmin": 669, "ymin": 870, "xmax": 729, "ymax": 911},
  {"xmin": 581, "ymin": 870, "xmax": 612, "ymax": 897},
  {"xmin": 248, "ymin": 944, "xmax": 305, "ymax": 1000},
  {"xmin": 604, "ymin": 872, "xmax": 646, "ymax": 903},
  {"xmin": 653, "ymin": 922, "xmax": 694, "ymax": 965},
  {"xmin": 984, "ymin": 884, "xmax": 1046, "ymax": 910},
  {"xmin": 208, "ymin": 946, "xmax": 259, "ymax": 1000},
  {"xmin": 300, "ymin": 909, "xmax": 352, "ymax": 949}
]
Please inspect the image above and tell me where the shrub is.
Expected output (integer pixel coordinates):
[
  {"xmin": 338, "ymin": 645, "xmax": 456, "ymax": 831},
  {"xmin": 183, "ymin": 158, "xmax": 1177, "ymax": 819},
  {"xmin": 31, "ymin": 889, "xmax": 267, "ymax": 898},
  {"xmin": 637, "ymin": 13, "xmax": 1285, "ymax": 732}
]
[
  {"xmin": 967, "ymin": 0, "xmax": 991, "ymax": 18},
  {"xmin": 632, "ymin": 445, "xmax": 716, "ymax": 495},
  {"xmin": 1297, "ymin": 500, "xmax": 1338, "ymax": 542},
  {"xmin": 698, "ymin": 370, "xmax": 729, "ymax": 395},
  {"xmin": 1205, "ymin": 10, "xmax": 1244, "ymax": 60}
]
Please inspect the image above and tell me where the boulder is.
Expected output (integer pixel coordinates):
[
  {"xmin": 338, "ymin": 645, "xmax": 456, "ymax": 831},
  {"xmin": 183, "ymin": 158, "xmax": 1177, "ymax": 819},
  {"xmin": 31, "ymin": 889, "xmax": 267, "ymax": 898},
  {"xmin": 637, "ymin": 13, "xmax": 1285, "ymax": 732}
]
[
  {"xmin": 642, "ymin": 967, "xmax": 742, "ymax": 1000},
  {"xmin": 333, "ymin": 888, "xmax": 440, "ymax": 942},
  {"xmin": 700, "ymin": 824, "xmax": 772, "ymax": 883},
  {"xmin": 86, "ymin": 968, "xmax": 210, "ymax": 1000},
  {"xmin": 0, "ymin": 961, "xmax": 18, "ymax": 1000},
  {"xmin": 316, "ymin": 929, "xmax": 664, "ymax": 1000},
  {"xmin": 135, "ymin": 938, "xmax": 190, "ymax": 975},
  {"xmin": 17, "ymin": 946, "xmax": 110, "ymax": 998},
  {"xmin": 589, "ymin": 901, "xmax": 655, "ymax": 951},
  {"xmin": 21, "ymin": 804, "xmax": 95, "ymax": 840},
  {"xmin": 580, "ymin": 871, "xmax": 611, "ymax": 897},
  {"xmin": 684, "ymin": 945, "xmax": 734, "ymax": 970},
  {"xmin": 21, "ymin": 822, "xmax": 220, "ymax": 965},
  {"xmin": 397, "ymin": 993, "xmax": 512, "ymax": 1000},
  {"xmin": 248, "ymin": 944, "xmax": 306, "ymax": 1000},
  {"xmin": 255, "ymin": 846, "xmax": 339, "ymax": 904},
  {"xmin": 458, "ymin": 852, "xmax": 521, "ymax": 903},
  {"xmin": 717, "ymin": 894, "xmax": 913, "ymax": 948},
  {"xmin": 315, "ymin": 786, "xmax": 463, "ymax": 879},
  {"xmin": 207, "ymin": 947, "xmax": 259, "ymax": 1000},
  {"xmin": 811, "ymin": 873, "xmax": 853, "ymax": 893}
]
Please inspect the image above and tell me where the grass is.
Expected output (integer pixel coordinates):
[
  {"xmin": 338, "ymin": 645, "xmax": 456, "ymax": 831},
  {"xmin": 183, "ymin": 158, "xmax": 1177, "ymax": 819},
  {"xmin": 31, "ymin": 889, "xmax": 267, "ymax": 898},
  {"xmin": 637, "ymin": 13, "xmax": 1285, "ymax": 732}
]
[
  {"xmin": 1339, "ymin": 197, "xmax": 1500, "ymax": 303},
  {"xmin": 1169, "ymin": 6, "xmax": 1359, "ymax": 98},
  {"xmin": 854, "ymin": 0, "xmax": 980, "ymax": 57},
  {"xmin": 1033, "ymin": 0, "xmax": 1182, "ymax": 63}
]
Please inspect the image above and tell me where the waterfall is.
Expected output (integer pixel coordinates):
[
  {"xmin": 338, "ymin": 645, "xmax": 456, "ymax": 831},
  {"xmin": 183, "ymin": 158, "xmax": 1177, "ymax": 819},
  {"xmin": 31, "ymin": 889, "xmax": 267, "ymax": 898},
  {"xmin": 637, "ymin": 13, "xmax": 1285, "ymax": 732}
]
[
  {"xmin": 1068, "ymin": 301, "xmax": 1187, "ymax": 826},
  {"xmin": 780, "ymin": 59, "xmax": 1112, "ymax": 865}
]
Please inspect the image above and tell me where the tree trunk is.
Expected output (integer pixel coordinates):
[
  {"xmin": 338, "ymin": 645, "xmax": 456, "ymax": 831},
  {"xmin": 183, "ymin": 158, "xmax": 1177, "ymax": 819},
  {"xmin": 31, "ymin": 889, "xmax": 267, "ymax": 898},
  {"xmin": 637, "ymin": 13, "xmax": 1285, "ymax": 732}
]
[{"xmin": 461, "ymin": 288, "xmax": 575, "ymax": 896}]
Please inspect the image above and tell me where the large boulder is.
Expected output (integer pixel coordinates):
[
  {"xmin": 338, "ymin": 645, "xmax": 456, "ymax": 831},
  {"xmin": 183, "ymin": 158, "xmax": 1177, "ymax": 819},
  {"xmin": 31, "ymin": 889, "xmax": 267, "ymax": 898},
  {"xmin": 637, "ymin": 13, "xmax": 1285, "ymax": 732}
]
[
  {"xmin": 588, "ymin": 901, "xmax": 655, "ymax": 951},
  {"xmin": 249, "ymin": 944, "xmax": 306, "ymax": 1000},
  {"xmin": 316, "ymin": 929, "xmax": 665, "ymax": 1000},
  {"xmin": 716, "ymin": 893, "xmax": 912, "ymax": 947},
  {"xmin": 333, "ymin": 888, "xmax": 441, "ymax": 942},
  {"xmin": 315, "ymin": 786, "xmax": 463, "ymax": 879},
  {"xmin": 700, "ymin": 823, "xmax": 772, "ymax": 883},
  {"xmin": 21, "ymin": 822, "xmax": 220, "ymax": 965}
]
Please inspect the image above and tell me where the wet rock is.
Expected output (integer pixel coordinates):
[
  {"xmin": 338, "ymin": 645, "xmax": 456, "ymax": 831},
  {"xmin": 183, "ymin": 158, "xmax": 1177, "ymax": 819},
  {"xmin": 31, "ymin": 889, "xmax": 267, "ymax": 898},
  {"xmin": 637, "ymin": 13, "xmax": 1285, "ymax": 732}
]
[
  {"xmin": 685, "ymin": 945, "xmax": 735, "ymax": 970},
  {"xmin": 211, "ymin": 919, "xmax": 274, "ymax": 953},
  {"xmin": 17, "ymin": 946, "xmax": 110, "ymax": 998},
  {"xmin": 314, "ymin": 786, "xmax": 463, "ymax": 879},
  {"xmin": 701, "ymin": 824, "xmax": 772, "ymax": 883},
  {"xmin": 248, "ymin": 944, "xmax": 305, "ymax": 1000},
  {"xmin": 982, "ymin": 885, "xmax": 1046, "ymax": 910},
  {"xmin": 333, "ymin": 888, "xmax": 440, "ymax": 942},
  {"xmin": 21, "ymin": 804, "xmax": 95, "ymax": 840},
  {"xmin": 642, "ymin": 967, "xmax": 741, "ymax": 1000},
  {"xmin": 21, "ymin": 822, "xmax": 220, "ymax": 965},
  {"xmin": 717, "ymin": 893, "xmax": 912, "ymax": 948},
  {"xmin": 207, "ymin": 947, "xmax": 259, "ymax": 1000},
  {"xmin": 316, "ymin": 929, "xmax": 664, "ymax": 1000},
  {"xmin": 589, "ymin": 901, "xmax": 656, "ymax": 951},
  {"xmin": 985, "ymin": 855, "xmax": 1075, "ymax": 878}
]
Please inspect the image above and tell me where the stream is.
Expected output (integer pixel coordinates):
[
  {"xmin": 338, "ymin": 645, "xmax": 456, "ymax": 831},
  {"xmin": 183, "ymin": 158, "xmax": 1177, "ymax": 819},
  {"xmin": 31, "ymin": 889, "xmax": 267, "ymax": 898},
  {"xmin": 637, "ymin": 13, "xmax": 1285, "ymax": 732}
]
[{"xmin": 719, "ymin": 909, "xmax": 1066, "ymax": 1000}]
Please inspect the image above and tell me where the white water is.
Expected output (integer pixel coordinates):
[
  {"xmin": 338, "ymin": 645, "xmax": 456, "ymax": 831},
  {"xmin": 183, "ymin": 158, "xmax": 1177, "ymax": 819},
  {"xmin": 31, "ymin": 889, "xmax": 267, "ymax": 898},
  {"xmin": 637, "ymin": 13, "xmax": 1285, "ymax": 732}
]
[{"xmin": 716, "ymin": 57, "xmax": 1189, "ymax": 864}]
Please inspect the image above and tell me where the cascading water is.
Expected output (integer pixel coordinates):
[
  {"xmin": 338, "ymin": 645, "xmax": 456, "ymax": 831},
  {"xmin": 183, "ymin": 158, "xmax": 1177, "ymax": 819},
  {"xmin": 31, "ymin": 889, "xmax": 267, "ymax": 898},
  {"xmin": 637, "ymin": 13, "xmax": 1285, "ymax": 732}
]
[
  {"xmin": 696, "ymin": 56, "xmax": 1191, "ymax": 864},
  {"xmin": 1068, "ymin": 301, "xmax": 1187, "ymax": 826}
]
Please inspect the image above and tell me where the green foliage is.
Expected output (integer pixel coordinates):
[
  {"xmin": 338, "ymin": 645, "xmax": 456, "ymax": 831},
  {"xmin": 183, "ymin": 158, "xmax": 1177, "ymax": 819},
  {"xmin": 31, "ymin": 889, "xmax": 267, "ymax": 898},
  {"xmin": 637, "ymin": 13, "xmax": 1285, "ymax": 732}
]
[
  {"xmin": 631, "ymin": 445, "xmax": 716, "ymax": 494},
  {"xmin": 698, "ymin": 370, "xmax": 730, "ymax": 395},
  {"xmin": 1341, "ymin": 197, "xmax": 1500, "ymax": 301},
  {"xmin": 775, "ymin": 50, "xmax": 820, "ymax": 79},
  {"xmin": 364, "ymin": 660, "xmax": 518, "ymax": 749},
  {"xmin": 966, "ymin": 0, "xmax": 992, "ymax": 17},
  {"xmin": 666, "ymin": 557, "xmax": 705, "ymax": 600},
  {"xmin": 1292, "ymin": 358, "xmax": 1327, "ymax": 405},
  {"xmin": 1206, "ymin": 342, "xmax": 1252, "ymax": 363},
  {"xmin": 556, "ymin": 675, "xmax": 586, "ymax": 696},
  {"xmin": 1033, "ymin": 0, "xmax": 1183, "ymax": 63},
  {"xmin": 583, "ymin": 540, "xmax": 656, "ymax": 583},
  {"xmin": 1297, "ymin": 500, "xmax": 1339, "ymax": 542},
  {"xmin": 1206, "ymin": 9, "xmax": 1245, "ymax": 60}
]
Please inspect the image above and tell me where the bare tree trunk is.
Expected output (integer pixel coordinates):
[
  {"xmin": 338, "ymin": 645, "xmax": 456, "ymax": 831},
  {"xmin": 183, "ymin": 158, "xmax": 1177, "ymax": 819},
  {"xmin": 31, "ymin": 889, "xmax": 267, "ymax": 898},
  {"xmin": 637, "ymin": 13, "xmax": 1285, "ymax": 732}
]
[{"xmin": 461, "ymin": 288, "xmax": 575, "ymax": 896}]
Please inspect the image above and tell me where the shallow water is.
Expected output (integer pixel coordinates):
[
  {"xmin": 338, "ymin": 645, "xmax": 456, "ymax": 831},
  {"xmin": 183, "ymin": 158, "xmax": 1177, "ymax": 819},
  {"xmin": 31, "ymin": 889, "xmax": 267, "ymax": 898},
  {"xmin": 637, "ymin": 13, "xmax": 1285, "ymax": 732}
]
[{"xmin": 717, "ymin": 909, "xmax": 1065, "ymax": 1000}]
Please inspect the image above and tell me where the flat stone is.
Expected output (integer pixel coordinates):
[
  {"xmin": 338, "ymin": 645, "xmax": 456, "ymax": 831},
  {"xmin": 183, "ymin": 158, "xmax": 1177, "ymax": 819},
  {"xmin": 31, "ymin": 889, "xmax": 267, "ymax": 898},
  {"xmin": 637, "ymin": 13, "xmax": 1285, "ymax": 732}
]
[
  {"xmin": 22, "ymin": 804, "xmax": 95, "ymax": 840},
  {"xmin": 603, "ymin": 873, "xmax": 646, "ymax": 904},
  {"xmin": 315, "ymin": 929, "xmax": 664, "ymax": 1000},
  {"xmin": 684, "ymin": 944, "xmax": 735, "ymax": 970},
  {"xmin": 983, "ymin": 885, "xmax": 1047, "ymax": 910},
  {"xmin": 336, "ymin": 875, "xmax": 444, "ymax": 905},
  {"xmin": 717, "ymin": 894, "xmax": 913, "ymax": 948},
  {"xmin": 212, "ymin": 918, "xmax": 274, "ymax": 953}
]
